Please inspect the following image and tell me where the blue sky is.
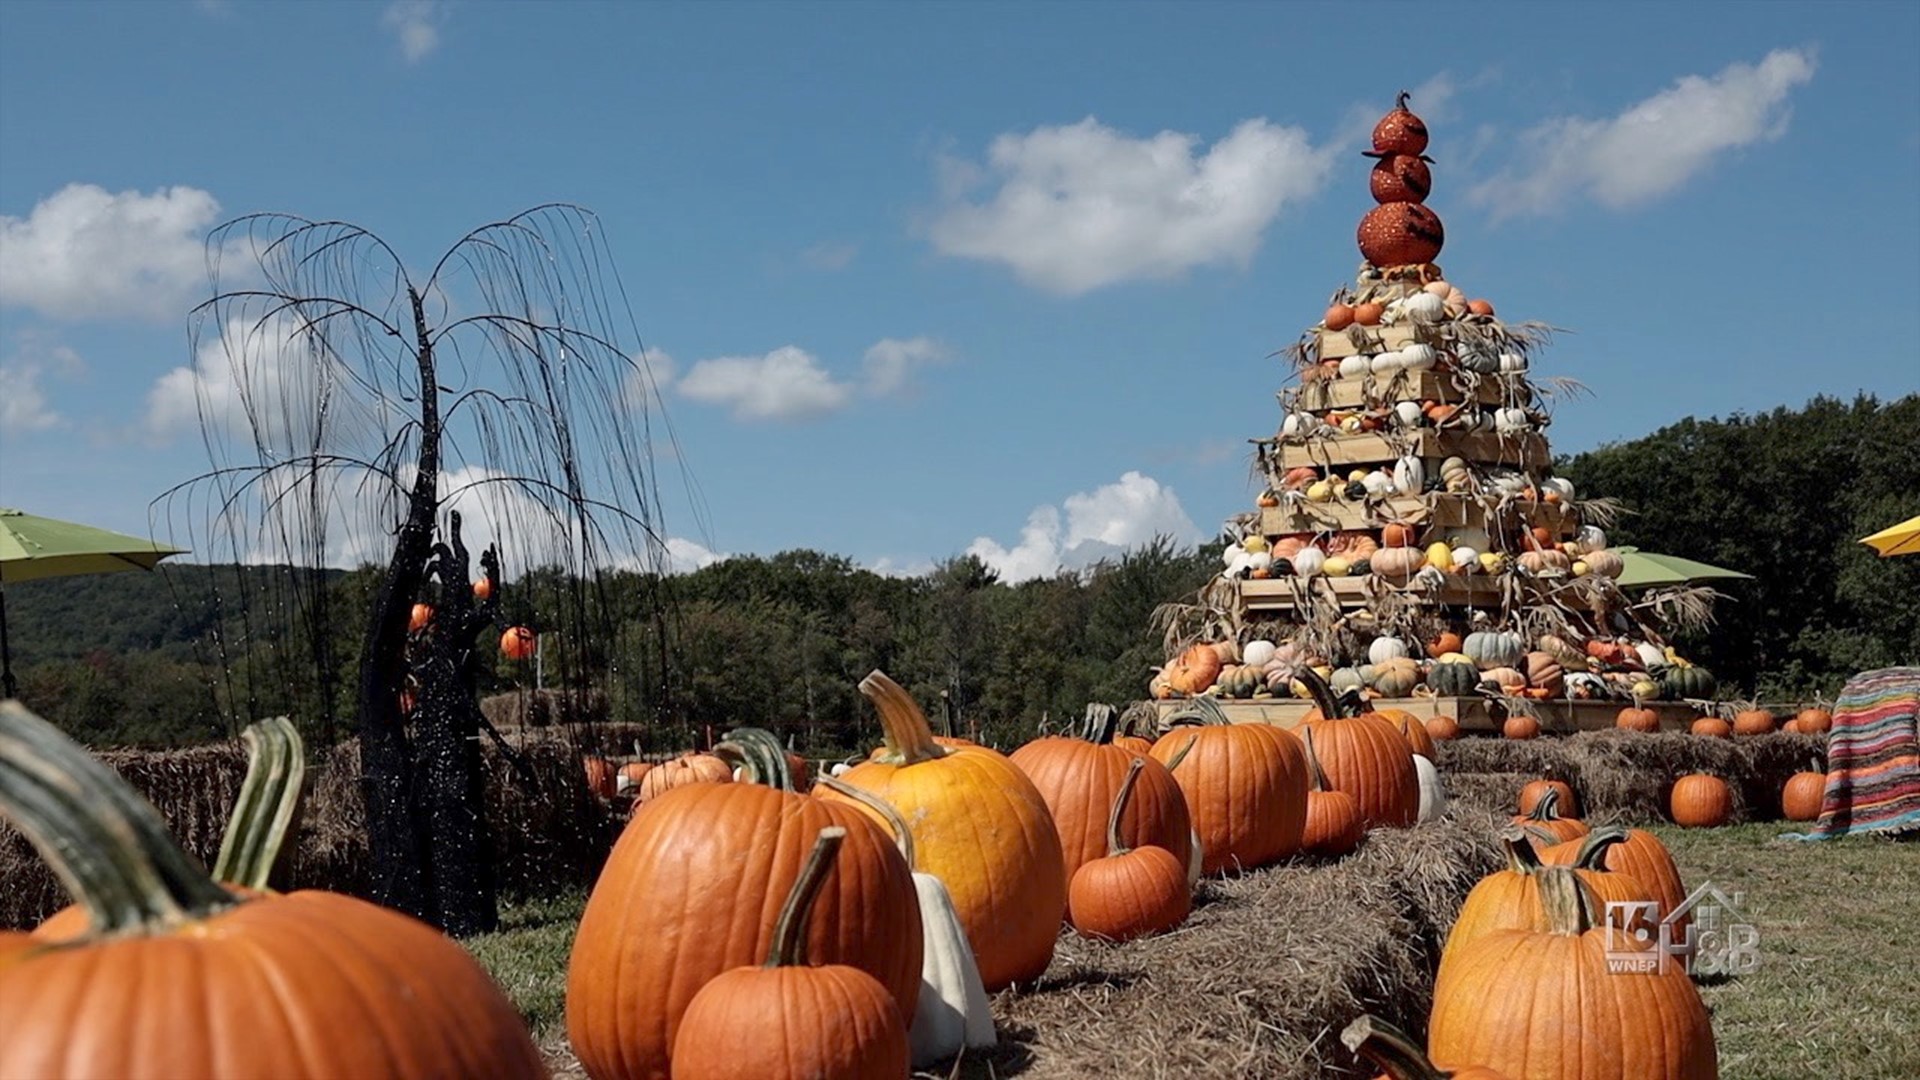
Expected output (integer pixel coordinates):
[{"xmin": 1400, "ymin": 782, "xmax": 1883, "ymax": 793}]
[{"xmin": 2, "ymin": 1, "xmax": 1916, "ymax": 580}]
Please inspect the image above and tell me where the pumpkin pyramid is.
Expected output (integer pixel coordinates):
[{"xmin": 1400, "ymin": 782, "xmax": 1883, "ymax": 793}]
[{"xmin": 1150, "ymin": 91, "xmax": 1717, "ymax": 724}]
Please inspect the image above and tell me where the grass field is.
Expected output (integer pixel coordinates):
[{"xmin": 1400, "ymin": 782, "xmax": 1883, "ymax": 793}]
[{"xmin": 473, "ymin": 822, "xmax": 1920, "ymax": 1078}]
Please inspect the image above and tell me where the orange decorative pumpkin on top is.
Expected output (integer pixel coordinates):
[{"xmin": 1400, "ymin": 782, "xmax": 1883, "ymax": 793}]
[
  {"xmin": 1369, "ymin": 153, "xmax": 1432, "ymax": 204},
  {"xmin": 500, "ymin": 625, "xmax": 537, "ymax": 660},
  {"xmin": 1369, "ymin": 90, "xmax": 1431, "ymax": 157},
  {"xmin": 1358, "ymin": 202, "xmax": 1445, "ymax": 267}
]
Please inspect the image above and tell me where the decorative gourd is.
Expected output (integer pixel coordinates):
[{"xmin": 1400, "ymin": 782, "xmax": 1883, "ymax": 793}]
[
  {"xmin": 1661, "ymin": 665, "xmax": 1718, "ymax": 700},
  {"xmin": 824, "ymin": 673, "xmax": 1064, "ymax": 992},
  {"xmin": 1371, "ymin": 546, "xmax": 1426, "ymax": 583},
  {"xmin": 670, "ymin": 827, "xmax": 911, "ymax": 1080},
  {"xmin": 500, "ymin": 625, "xmax": 537, "ymax": 659},
  {"xmin": 1538, "ymin": 826, "xmax": 1691, "ymax": 946},
  {"xmin": 1294, "ymin": 668, "xmax": 1420, "ymax": 829},
  {"xmin": 1582, "ymin": 549, "xmax": 1625, "ymax": 578},
  {"xmin": 1343, "ymin": 1015, "xmax": 1512, "ymax": 1080},
  {"xmin": 1792, "ymin": 707, "xmax": 1833, "ymax": 734},
  {"xmin": 636, "ymin": 751, "xmax": 732, "ymax": 801},
  {"xmin": 1781, "ymin": 770, "xmax": 1826, "ymax": 822},
  {"xmin": 1463, "ymin": 629, "xmax": 1523, "ymax": 670},
  {"xmin": 1371, "ymin": 658, "xmax": 1421, "ymax": 698},
  {"xmin": 1518, "ymin": 779, "xmax": 1580, "ymax": 818},
  {"xmin": 1428, "ymin": 661, "xmax": 1479, "ymax": 698},
  {"xmin": 1065, "ymin": 759, "xmax": 1192, "ymax": 941},
  {"xmin": 1368, "ymin": 636, "xmax": 1410, "ymax": 665},
  {"xmin": 1162, "ymin": 642, "xmax": 1225, "ymax": 695},
  {"xmin": 1369, "ymin": 153, "xmax": 1433, "ymax": 204},
  {"xmin": 1616, "ymin": 706, "xmax": 1660, "ymax": 733},
  {"xmin": 1522, "ymin": 652, "xmax": 1565, "ymax": 698},
  {"xmin": 1358, "ymin": 202, "xmax": 1445, "ymax": 267},
  {"xmin": 1007, "ymin": 704, "xmax": 1193, "ymax": 898},
  {"xmin": 1482, "ymin": 667, "xmax": 1528, "ymax": 694},
  {"xmin": 569, "ymin": 729, "xmax": 923, "ymax": 1079},
  {"xmin": 1425, "ymin": 714, "xmax": 1463, "ymax": 741},
  {"xmin": 1733, "ymin": 708, "xmax": 1777, "ymax": 736},
  {"xmin": 0, "ymin": 702, "xmax": 545, "ymax": 1080},
  {"xmin": 1400, "ymin": 289, "xmax": 1447, "ymax": 324},
  {"xmin": 1429, "ymin": 869, "xmax": 1718, "ymax": 1079},
  {"xmin": 1413, "ymin": 752, "xmax": 1448, "ymax": 824},
  {"xmin": 409, "ymin": 602, "xmax": 434, "ymax": 631},
  {"xmin": 1240, "ymin": 640, "xmax": 1276, "ymax": 668},
  {"xmin": 1691, "ymin": 716, "xmax": 1733, "ymax": 740},
  {"xmin": 1393, "ymin": 455, "xmax": 1426, "ymax": 495},
  {"xmin": 1670, "ymin": 774, "xmax": 1733, "ymax": 827},
  {"xmin": 815, "ymin": 779, "xmax": 994, "ymax": 1066},
  {"xmin": 1370, "ymin": 90, "xmax": 1431, "ymax": 156},
  {"xmin": 1516, "ymin": 548, "xmax": 1571, "ymax": 574},
  {"xmin": 1293, "ymin": 546, "xmax": 1327, "ymax": 577},
  {"xmin": 1151, "ymin": 698, "xmax": 1308, "ymax": 873},
  {"xmin": 1300, "ymin": 726, "xmax": 1366, "ymax": 858},
  {"xmin": 1501, "ymin": 713, "xmax": 1541, "ymax": 740},
  {"xmin": 1513, "ymin": 788, "xmax": 1589, "ymax": 848}
]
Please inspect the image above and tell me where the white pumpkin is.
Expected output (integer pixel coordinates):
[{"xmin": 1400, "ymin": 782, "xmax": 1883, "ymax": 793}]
[
  {"xmin": 1281, "ymin": 412, "xmax": 1318, "ymax": 439},
  {"xmin": 1221, "ymin": 545, "xmax": 1242, "ymax": 568},
  {"xmin": 1498, "ymin": 351, "xmax": 1529, "ymax": 373},
  {"xmin": 1371, "ymin": 350, "xmax": 1406, "ymax": 375},
  {"xmin": 1456, "ymin": 346, "xmax": 1500, "ymax": 374},
  {"xmin": 828, "ymin": 761, "xmax": 853, "ymax": 778},
  {"xmin": 1541, "ymin": 477, "xmax": 1576, "ymax": 503},
  {"xmin": 1331, "ymin": 666, "xmax": 1368, "ymax": 693},
  {"xmin": 1575, "ymin": 525, "xmax": 1609, "ymax": 551},
  {"xmin": 1224, "ymin": 550, "xmax": 1251, "ymax": 577},
  {"xmin": 1368, "ymin": 636, "xmax": 1410, "ymax": 665},
  {"xmin": 1399, "ymin": 343, "xmax": 1438, "ymax": 371},
  {"xmin": 1361, "ymin": 470, "xmax": 1394, "ymax": 497},
  {"xmin": 1187, "ymin": 826, "xmax": 1204, "ymax": 888},
  {"xmin": 1634, "ymin": 642, "xmax": 1667, "ymax": 671},
  {"xmin": 1450, "ymin": 545, "xmax": 1480, "ymax": 572},
  {"xmin": 908, "ymin": 869, "xmax": 997, "ymax": 1065},
  {"xmin": 1393, "ymin": 401, "xmax": 1425, "ymax": 428},
  {"xmin": 1403, "ymin": 291, "xmax": 1445, "ymax": 323},
  {"xmin": 1339, "ymin": 354, "xmax": 1371, "ymax": 379},
  {"xmin": 1242, "ymin": 640, "xmax": 1278, "ymax": 668},
  {"xmin": 1245, "ymin": 551, "xmax": 1273, "ymax": 574},
  {"xmin": 1414, "ymin": 753, "xmax": 1447, "ymax": 824},
  {"xmin": 1494, "ymin": 407, "xmax": 1530, "ymax": 433},
  {"xmin": 1293, "ymin": 547, "xmax": 1326, "ymax": 577},
  {"xmin": 1393, "ymin": 455, "xmax": 1426, "ymax": 495}
]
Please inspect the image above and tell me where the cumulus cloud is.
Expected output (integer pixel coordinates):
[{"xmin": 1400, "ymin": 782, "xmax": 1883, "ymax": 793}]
[
  {"xmin": 0, "ymin": 336, "xmax": 83, "ymax": 434},
  {"xmin": 672, "ymin": 337, "xmax": 948, "ymax": 421},
  {"xmin": 620, "ymin": 348, "xmax": 677, "ymax": 413},
  {"xmin": 861, "ymin": 336, "xmax": 947, "ymax": 397},
  {"xmin": 0, "ymin": 183, "xmax": 225, "ymax": 322},
  {"xmin": 659, "ymin": 536, "xmax": 724, "ymax": 574},
  {"xmin": 144, "ymin": 312, "xmax": 375, "ymax": 448},
  {"xmin": 382, "ymin": 0, "xmax": 446, "ymax": 62},
  {"xmin": 968, "ymin": 471, "xmax": 1201, "ymax": 583},
  {"xmin": 1472, "ymin": 48, "xmax": 1816, "ymax": 218},
  {"xmin": 927, "ymin": 116, "xmax": 1335, "ymax": 295}
]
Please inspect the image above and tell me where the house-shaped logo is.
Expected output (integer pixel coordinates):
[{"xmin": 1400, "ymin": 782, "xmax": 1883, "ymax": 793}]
[{"xmin": 1605, "ymin": 880, "xmax": 1759, "ymax": 976}]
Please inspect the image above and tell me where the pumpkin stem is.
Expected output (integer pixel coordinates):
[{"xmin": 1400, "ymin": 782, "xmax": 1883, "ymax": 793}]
[
  {"xmin": 211, "ymin": 716, "xmax": 305, "ymax": 891},
  {"xmin": 1105, "ymin": 758, "xmax": 1147, "ymax": 858},
  {"xmin": 1165, "ymin": 734, "xmax": 1198, "ymax": 773},
  {"xmin": 766, "ymin": 825, "xmax": 847, "ymax": 968},
  {"xmin": 1535, "ymin": 861, "xmax": 1605, "ymax": 937},
  {"xmin": 1395, "ymin": 90, "xmax": 1412, "ymax": 111},
  {"xmin": 0, "ymin": 701, "xmax": 238, "ymax": 936},
  {"xmin": 859, "ymin": 670, "xmax": 950, "ymax": 766},
  {"xmin": 1292, "ymin": 665, "xmax": 1349, "ymax": 720},
  {"xmin": 1164, "ymin": 696, "xmax": 1235, "ymax": 729},
  {"xmin": 1525, "ymin": 787, "xmax": 1566, "ymax": 823},
  {"xmin": 1572, "ymin": 826, "xmax": 1628, "ymax": 871},
  {"xmin": 1077, "ymin": 703, "xmax": 1119, "ymax": 745},
  {"xmin": 817, "ymin": 775, "xmax": 916, "ymax": 871},
  {"xmin": 1499, "ymin": 825, "xmax": 1544, "ymax": 872},
  {"xmin": 713, "ymin": 727, "xmax": 795, "ymax": 791},
  {"xmin": 1302, "ymin": 726, "xmax": 1331, "ymax": 793},
  {"xmin": 1341, "ymin": 1014, "xmax": 1452, "ymax": 1080}
]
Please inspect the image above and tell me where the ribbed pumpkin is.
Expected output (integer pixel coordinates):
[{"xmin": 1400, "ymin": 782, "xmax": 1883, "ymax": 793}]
[
  {"xmin": 1661, "ymin": 665, "xmax": 1718, "ymax": 700},
  {"xmin": 1371, "ymin": 658, "xmax": 1422, "ymax": 697},
  {"xmin": 1065, "ymin": 759, "xmax": 1192, "ymax": 942},
  {"xmin": 1733, "ymin": 708, "xmax": 1778, "ymax": 736},
  {"xmin": 1429, "ymin": 870, "xmax": 1718, "ymax": 1079},
  {"xmin": 669, "ymin": 827, "xmax": 910, "ymax": 1080},
  {"xmin": 1300, "ymin": 726, "xmax": 1365, "ymax": 858},
  {"xmin": 1215, "ymin": 663, "xmax": 1262, "ymax": 699},
  {"xmin": 1513, "ymin": 788, "xmax": 1589, "ymax": 849},
  {"xmin": 1008, "ymin": 703, "xmax": 1192, "ymax": 906},
  {"xmin": 1343, "ymin": 1015, "xmax": 1511, "ymax": 1080},
  {"xmin": 568, "ymin": 730, "xmax": 923, "ymax": 1079},
  {"xmin": 824, "ymin": 672, "xmax": 1064, "ymax": 992},
  {"xmin": 1483, "ymin": 666, "xmax": 1528, "ymax": 695},
  {"xmin": 1792, "ymin": 707, "xmax": 1833, "ymax": 734},
  {"xmin": 1162, "ymin": 643, "xmax": 1225, "ymax": 695},
  {"xmin": 1518, "ymin": 779, "xmax": 1579, "ymax": 818},
  {"xmin": 1501, "ymin": 713, "xmax": 1541, "ymax": 740},
  {"xmin": 1691, "ymin": 716, "xmax": 1733, "ymax": 740},
  {"xmin": 1441, "ymin": 828, "xmax": 1656, "ymax": 983},
  {"xmin": 1295, "ymin": 668, "xmax": 1420, "ymax": 828},
  {"xmin": 1616, "ymin": 706, "xmax": 1660, "ymax": 733},
  {"xmin": 1429, "ymin": 661, "xmax": 1479, "ymax": 697},
  {"xmin": 1378, "ymin": 708, "xmax": 1436, "ymax": 758},
  {"xmin": 1539, "ymin": 827, "xmax": 1691, "ymax": 947},
  {"xmin": 1522, "ymin": 651, "xmax": 1565, "ymax": 697},
  {"xmin": 1463, "ymin": 629, "xmax": 1523, "ymax": 670},
  {"xmin": 637, "ymin": 751, "xmax": 732, "ymax": 801},
  {"xmin": 0, "ymin": 702, "xmax": 546, "ymax": 1080},
  {"xmin": 1370, "ymin": 545, "xmax": 1426, "ymax": 583},
  {"xmin": 1425, "ymin": 714, "xmax": 1463, "ymax": 741},
  {"xmin": 1782, "ymin": 770, "xmax": 1826, "ymax": 821},
  {"xmin": 1150, "ymin": 697, "xmax": 1308, "ymax": 874},
  {"xmin": 1670, "ymin": 773, "xmax": 1733, "ymax": 828}
]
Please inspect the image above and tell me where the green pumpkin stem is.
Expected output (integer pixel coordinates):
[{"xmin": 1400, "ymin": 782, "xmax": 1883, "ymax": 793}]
[
  {"xmin": 1500, "ymin": 825, "xmax": 1544, "ymax": 872},
  {"xmin": 817, "ymin": 775, "xmax": 916, "ymax": 871},
  {"xmin": 1077, "ymin": 703, "xmax": 1119, "ymax": 745},
  {"xmin": 859, "ymin": 670, "xmax": 950, "ymax": 766},
  {"xmin": 0, "ymin": 701, "xmax": 236, "ymax": 935},
  {"xmin": 1525, "ymin": 787, "xmax": 1567, "ymax": 823},
  {"xmin": 1292, "ymin": 665, "xmax": 1350, "ymax": 721},
  {"xmin": 1165, "ymin": 734, "xmax": 1198, "ymax": 772},
  {"xmin": 766, "ymin": 826, "xmax": 847, "ymax": 968},
  {"xmin": 1105, "ymin": 758, "xmax": 1146, "ymax": 858},
  {"xmin": 1164, "ymin": 695, "xmax": 1235, "ymax": 729},
  {"xmin": 1573, "ymin": 826, "xmax": 1628, "ymax": 871},
  {"xmin": 713, "ymin": 727, "xmax": 795, "ymax": 792},
  {"xmin": 1341, "ymin": 1014, "xmax": 1453, "ymax": 1080},
  {"xmin": 211, "ymin": 716, "xmax": 305, "ymax": 891},
  {"xmin": 1535, "ymin": 860, "xmax": 1604, "ymax": 937}
]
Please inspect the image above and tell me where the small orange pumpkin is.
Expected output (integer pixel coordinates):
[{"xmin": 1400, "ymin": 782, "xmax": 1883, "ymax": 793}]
[
  {"xmin": 1066, "ymin": 759, "xmax": 1192, "ymax": 942},
  {"xmin": 1616, "ymin": 706, "xmax": 1660, "ymax": 733},
  {"xmin": 1733, "ymin": 709, "xmax": 1777, "ymax": 736},
  {"xmin": 1781, "ymin": 770, "xmax": 1826, "ymax": 822},
  {"xmin": 637, "ymin": 752, "xmax": 733, "ymax": 801},
  {"xmin": 1325, "ymin": 303, "xmax": 1356, "ymax": 331},
  {"xmin": 1502, "ymin": 714, "xmax": 1541, "ymax": 740},
  {"xmin": 1352, "ymin": 301, "xmax": 1386, "ymax": 326},
  {"xmin": 1670, "ymin": 774, "xmax": 1733, "ymax": 827},
  {"xmin": 1690, "ymin": 716, "xmax": 1732, "ymax": 740},
  {"xmin": 500, "ymin": 625, "xmax": 537, "ymax": 660},
  {"xmin": 1792, "ymin": 707, "xmax": 1833, "ymax": 734},
  {"xmin": 1425, "ymin": 715, "xmax": 1463, "ymax": 741}
]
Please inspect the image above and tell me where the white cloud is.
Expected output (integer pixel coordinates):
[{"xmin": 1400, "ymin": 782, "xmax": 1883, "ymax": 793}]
[
  {"xmin": 926, "ymin": 116, "xmax": 1335, "ymax": 295},
  {"xmin": 867, "ymin": 555, "xmax": 936, "ymax": 579},
  {"xmin": 144, "ymin": 312, "xmax": 375, "ymax": 449},
  {"xmin": 968, "ymin": 471, "xmax": 1201, "ymax": 583},
  {"xmin": 862, "ymin": 336, "xmax": 947, "ymax": 397},
  {"xmin": 659, "ymin": 536, "xmax": 724, "ymax": 574},
  {"xmin": 620, "ymin": 348, "xmax": 677, "ymax": 413},
  {"xmin": 0, "ymin": 183, "xmax": 225, "ymax": 322},
  {"xmin": 0, "ymin": 362, "xmax": 60, "ymax": 433},
  {"xmin": 382, "ymin": 0, "xmax": 446, "ymax": 63},
  {"xmin": 1472, "ymin": 48, "xmax": 1816, "ymax": 218},
  {"xmin": 676, "ymin": 345, "xmax": 853, "ymax": 421}
]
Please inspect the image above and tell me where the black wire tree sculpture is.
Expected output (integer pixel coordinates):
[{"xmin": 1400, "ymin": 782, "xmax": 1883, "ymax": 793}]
[{"xmin": 158, "ymin": 205, "xmax": 689, "ymax": 934}]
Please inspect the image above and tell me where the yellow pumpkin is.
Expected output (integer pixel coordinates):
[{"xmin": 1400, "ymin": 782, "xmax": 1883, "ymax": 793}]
[{"xmin": 1425, "ymin": 543, "xmax": 1455, "ymax": 571}]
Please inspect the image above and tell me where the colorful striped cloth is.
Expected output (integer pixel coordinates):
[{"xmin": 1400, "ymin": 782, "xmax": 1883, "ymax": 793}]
[{"xmin": 1787, "ymin": 666, "xmax": 1920, "ymax": 840}]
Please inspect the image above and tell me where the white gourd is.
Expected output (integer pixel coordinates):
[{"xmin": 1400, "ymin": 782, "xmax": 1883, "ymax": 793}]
[
  {"xmin": 1450, "ymin": 546, "xmax": 1480, "ymax": 573},
  {"xmin": 1245, "ymin": 551, "xmax": 1273, "ymax": 574},
  {"xmin": 1541, "ymin": 477, "xmax": 1576, "ymax": 502},
  {"xmin": 828, "ymin": 761, "xmax": 853, "ymax": 778},
  {"xmin": 1393, "ymin": 401, "xmax": 1425, "ymax": 428},
  {"xmin": 1293, "ymin": 547, "xmax": 1326, "ymax": 577},
  {"xmin": 1242, "ymin": 640, "xmax": 1278, "ymax": 668},
  {"xmin": 1371, "ymin": 351, "xmax": 1405, "ymax": 375},
  {"xmin": 1368, "ymin": 636, "xmax": 1410, "ymax": 665},
  {"xmin": 1361, "ymin": 470, "xmax": 1394, "ymax": 497},
  {"xmin": 1393, "ymin": 455, "xmax": 1425, "ymax": 495},
  {"xmin": 1575, "ymin": 525, "xmax": 1608, "ymax": 551},
  {"xmin": 1413, "ymin": 753, "xmax": 1447, "ymax": 824},
  {"xmin": 1634, "ymin": 642, "xmax": 1667, "ymax": 671},
  {"xmin": 1339, "ymin": 354, "xmax": 1370, "ymax": 378},
  {"xmin": 1403, "ymin": 291, "xmax": 1445, "ymax": 323},
  {"xmin": 1498, "ymin": 351, "xmax": 1528, "ymax": 373},
  {"xmin": 1494, "ymin": 407, "xmax": 1529, "ymax": 433},
  {"xmin": 1399, "ymin": 343, "xmax": 1437, "ymax": 371}
]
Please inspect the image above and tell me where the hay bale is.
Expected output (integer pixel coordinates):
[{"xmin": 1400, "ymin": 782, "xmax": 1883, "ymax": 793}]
[
  {"xmin": 1444, "ymin": 772, "xmax": 1523, "ymax": 816},
  {"xmin": 479, "ymin": 688, "xmax": 611, "ymax": 730}
]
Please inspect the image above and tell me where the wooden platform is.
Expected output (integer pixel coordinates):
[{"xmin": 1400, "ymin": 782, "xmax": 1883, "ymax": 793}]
[
  {"xmin": 1234, "ymin": 574, "xmax": 1593, "ymax": 613},
  {"xmin": 1149, "ymin": 696, "xmax": 1702, "ymax": 735},
  {"xmin": 1268, "ymin": 430, "xmax": 1549, "ymax": 471},
  {"xmin": 1257, "ymin": 493, "xmax": 1576, "ymax": 536},
  {"xmin": 1289, "ymin": 370, "xmax": 1513, "ymax": 412}
]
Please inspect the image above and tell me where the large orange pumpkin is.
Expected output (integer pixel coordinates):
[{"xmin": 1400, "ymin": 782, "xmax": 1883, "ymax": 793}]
[
  {"xmin": 1161, "ymin": 642, "xmax": 1225, "ymax": 695},
  {"xmin": 1295, "ymin": 668, "xmax": 1420, "ymax": 828},
  {"xmin": 0, "ymin": 702, "xmax": 545, "ymax": 1080},
  {"xmin": 1539, "ymin": 827, "xmax": 1691, "ymax": 947},
  {"xmin": 669, "ymin": 827, "xmax": 910, "ymax": 1080},
  {"xmin": 567, "ymin": 729, "xmax": 922, "ymax": 1079},
  {"xmin": 822, "ymin": 672, "xmax": 1065, "ymax": 992},
  {"xmin": 1782, "ymin": 770, "xmax": 1826, "ymax": 821},
  {"xmin": 1009, "ymin": 703, "xmax": 1192, "ymax": 907},
  {"xmin": 1150, "ymin": 697, "xmax": 1308, "ymax": 874}
]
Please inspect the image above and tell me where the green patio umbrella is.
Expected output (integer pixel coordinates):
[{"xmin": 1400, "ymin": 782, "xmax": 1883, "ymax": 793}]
[
  {"xmin": 0, "ymin": 507, "xmax": 187, "ymax": 697},
  {"xmin": 1610, "ymin": 545, "xmax": 1753, "ymax": 591}
]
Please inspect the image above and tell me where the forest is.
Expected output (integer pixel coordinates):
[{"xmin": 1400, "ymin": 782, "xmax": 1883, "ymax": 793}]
[{"xmin": 7, "ymin": 393, "xmax": 1916, "ymax": 751}]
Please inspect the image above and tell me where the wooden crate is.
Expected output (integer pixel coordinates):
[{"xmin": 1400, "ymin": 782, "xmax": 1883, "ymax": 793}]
[
  {"xmin": 1258, "ymin": 494, "xmax": 1577, "ymax": 536},
  {"xmin": 1271, "ymin": 430, "xmax": 1549, "ymax": 471},
  {"xmin": 1149, "ymin": 696, "xmax": 1700, "ymax": 735},
  {"xmin": 1315, "ymin": 325, "xmax": 1424, "ymax": 360},
  {"xmin": 1235, "ymin": 572, "xmax": 1593, "ymax": 613},
  {"xmin": 1289, "ymin": 370, "xmax": 1509, "ymax": 412}
]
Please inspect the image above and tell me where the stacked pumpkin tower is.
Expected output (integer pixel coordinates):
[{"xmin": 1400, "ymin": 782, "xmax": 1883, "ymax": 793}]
[{"xmin": 1154, "ymin": 93, "xmax": 1718, "ymax": 731}]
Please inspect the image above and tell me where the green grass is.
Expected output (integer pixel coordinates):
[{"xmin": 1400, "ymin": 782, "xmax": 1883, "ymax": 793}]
[
  {"xmin": 1651, "ymin": 823, "xmax": 1920, "ymax": 1080},
  {"xmin": 471, "ymin": 828, "xmax": 1920, "ymax": 1076}
]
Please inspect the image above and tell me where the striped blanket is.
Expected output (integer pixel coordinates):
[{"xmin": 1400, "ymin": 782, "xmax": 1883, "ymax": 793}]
[{"xmin": 1788, "ymin": 666, "xmax": 1920, "ymax": 840}]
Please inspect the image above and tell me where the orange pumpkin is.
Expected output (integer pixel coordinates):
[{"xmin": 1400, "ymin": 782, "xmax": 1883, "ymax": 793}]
[
  {"xmin": 1376, "ymin": 708, "xmax": 1436, "ymax": 758},
  {"xmin": 669, "ymin": 828, "xmax": 910, "ymax": 1080},
  {"xmin": 568, "ymin": 730, "xmax": 922, "ymax": 1079},
  {"xmin": 1325, "ymin": 303, "xmax": 1356, "ymax": 331},
  {"xmin": 1066, "ymin": 759, "xmax": 1192, "ymax": 942},
  {"xmin": 1352, "ymin": 301, "xmax": 1386, "ymax": 326},
  {"xmin": 1162, "ymin": 642, "xmax": 1225, "ymax": 696},
  {"xmin": 1370, "ymin": 91, "xmax": 1431, "ymax": 156},
  {"xmin": 1380, "ymin": 522, "xmax": 1417, "ymax": 549},
  {"xmin": 823, "ymin": 673, "xmax": 1064, "ymax": 991},
  {"xmin": 617, "ymin": 760, "xmax": 653, "ymax": 791},
  {"xmin": 1295, "ymin": 669, "xmax": 1420, "ymax": 828},
  {"xmin": 1443, "ymin": 828, "xmax": 1653, "ymax": 980},
  {"xmin": 1539, "ymin": 827, "xmax": 1691, "ymax": 946},
  {"xmin": 1300, "ymin": 727, "xmax": 1365, "ymax": 858},
  {"xmin": 636, "ymin": 751, "xmax": 732, "ymax": 801},
  {"xmin": 1691, "ymin": 716, "xmax": 1732, "ymax": 740},
  {"xmin": 1616, "ymin": 706, "xmax": 1661, "ymax": 733},
  {"xmin": 471, "ymin": 575, "xmax": 496, "ymax": 601},
  {"xmin": 408, "ymin": 602, "xmax": 434, "ymax": 631},
  {"xmin": 1792, "ymin": 707, "xmax": 1833, "ymax": 734},
  {"xmin": 1425, "ymin": 714, "xmax": 1463, "ymax": 741},
  {"xmin": 1369, "ymin": 153, "xmax": 1433, "ymax": 204},
  {"xmin": 1465, "ymin": 299, "xmax": 1495, "ymax": 318},
  {"xmin": 1426, "ymin": 629, "xmax": 1464, "ymax": 657},
  {"xmin": 1518, "ymin": 779, "xmax": 1579, "ymax": 818},
  {"xmin": 1512, "ymin": 788, "xmax": 1589, "ymax": 849},
  {"xmin": 1502, "ymin": 714, "xmax": 1541, "ymax": 740},
  {"xmin": 1733, "ymin": 709, "xmax": 1777, "ymax": 736},
  {"xmin": 1670, "ymin": 774, "xmax": 1733, "ymax": 827},
  {"xmin": 582, "ymin": 755, "xmax": 618, "ymax": 799},
  {"xmin": 1358, "ymin": 202, "xmax": 1444, "ymax": 267},
  {"xmin": 1150, "ymin": 698, "xmax": 1308, "ymax": 873},
  {"xmin": 0, "ymin": 703, "xmax": 545, "ymax": 1080},
  {"xmin": 500, "ymin": 625, "xmax": 537, "ymax": 660},
  {"xmin": 1781, "ymin": 770, "xmax": 1826, "ymax": 822}
]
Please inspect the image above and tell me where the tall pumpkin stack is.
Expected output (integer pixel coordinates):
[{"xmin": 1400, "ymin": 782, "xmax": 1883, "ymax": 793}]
[{"xmin": 1154, "ymin": 88, "xmax": 1726, "ymax": 730}]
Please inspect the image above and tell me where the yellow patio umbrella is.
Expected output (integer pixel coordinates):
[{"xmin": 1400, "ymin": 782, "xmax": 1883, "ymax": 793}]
[{"xmin": 1859, "ymin": 515, "xmax": 1920, "ymax": 558}]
